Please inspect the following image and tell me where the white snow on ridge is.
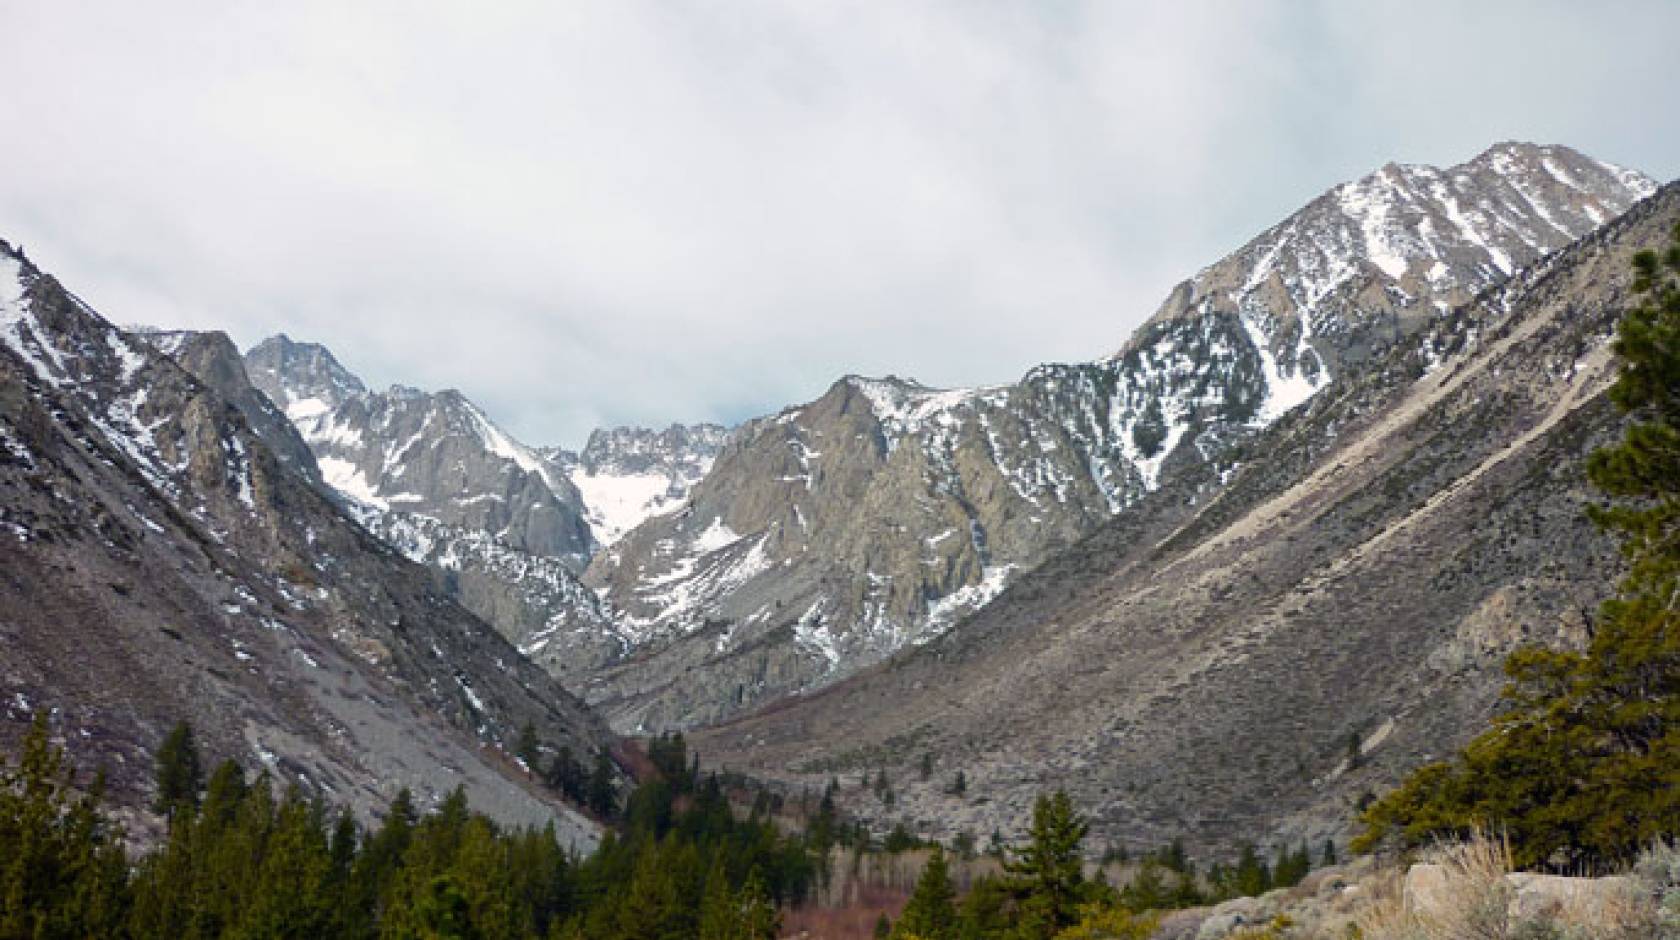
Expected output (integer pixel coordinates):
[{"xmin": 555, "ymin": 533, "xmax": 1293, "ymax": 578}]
[
  {"xmin": 569, "ymin": 467, "xmax": 704, "ymax": 547},
  {"xmin": 317, "ymin": 457, "xmax": 387, "ymax": 509},
  {"xmin": 922, "ymin": 564, "xmax": 1016, "ymax": 638},
  {"xmin": 285, "ymin": 397, "xmax": 330, "ymax": 422},
  {"xmin": 849, "ymin": 376, "xmax": 995, "ymax": 443},
  {"xmin": 1337, "ymin": 172, "xmax": 1411, "ymax": 281},
  {"xmin": 460, "ymin": 399, "xmax": 568, "ymax": 494},
  {"xmin": 1238, "ymin": 311, "xmax": 1321, "ymax": 424}
]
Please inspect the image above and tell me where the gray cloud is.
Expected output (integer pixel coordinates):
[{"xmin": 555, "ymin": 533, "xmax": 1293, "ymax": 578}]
[{"xmin": 2, "ymin": 1, "xmax": 1675, "ymax": 445}]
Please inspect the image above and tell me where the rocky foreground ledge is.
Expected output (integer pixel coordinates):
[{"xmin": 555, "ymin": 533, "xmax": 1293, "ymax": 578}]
[{"xmin": 1155, "ymin": 840, "xmax": 1679, "ymax": 939}]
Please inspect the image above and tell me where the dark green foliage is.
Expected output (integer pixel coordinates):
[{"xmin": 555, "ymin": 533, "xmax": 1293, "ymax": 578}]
[
  {"xmin": 892, "ymin": 845, "xmax": 957, "ymax": 939},
  {"xmin": 153, "ymin": 720, "xmax": 202, "ymax": 818},
  {"xmin": 1229, "ymin": 843, "xmax": 1271, "ymax": 898},
  {"xmin": 1132, "ymin": 397, "xmax": 1168, "ymax": 458},
  {"xmin": 4, "ymin": 721, "xmax": 1339, "ymax": 937},
  {"xmin": 1354, "ymin": 223, "xmax": 1680, "ymax": 870},
  {"xmin": 883, "ymin": 822, "xmax": 922, "ymax": 854},
  {"xmin": 1003, "ymin": 790, "xmax": 1089, "ymax": 937},
  {"xmin": 0, "ymin": 714, "xmax": 820, "ymax": 940},
  {"xmin": 1321, "ymin": 839, "xmax": 1337, "ymax": 867},
  {"xmin": 0, "ymin": 714, "xmax": 130, "ymax": 939},
  {"xmin": 588, "ymin": 747, "xmax": 619, "ymax": 819},
  {"xmin": 947, "ymin": 770, "xmax": 967, "ymax": 797},
  {"xmin": 1272, "ymin": 841, "xmax": 1311, "ymax": 888},
  {"xmin": 514, "ymin": 722, "xmax": 540, "ymax": 772},
  {"xmin": 543, "ymin": 746, "xmax": 586, "ymax": 804}
]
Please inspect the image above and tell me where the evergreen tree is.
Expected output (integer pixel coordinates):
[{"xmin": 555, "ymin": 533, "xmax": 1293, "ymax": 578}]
[
  {"xmin": 515, "ymin": 722, "xmax": 540, "ymax": 772},
  {"xmin": 696, "ymin": 860, "xmax": 738, "ymax": 940},
  {"xmin": 588, "ymin": 748, "xmax": 618, "ymax": 819},
  {"xmin": 1230, "ymin": 843, "xmax": 1270, "ymax": 898},
  {"xmin": 1004, "ymin": 790, "xmax": 1088, "ymax": 937},
  {"xmin": 737, "ymin": 868, "xmax": 780, "ymax": 940},
  {"xmin": 1119, "ymin": 861, "xmax": 1170, "ymax": 912},
  {"xmin": 0, "ymin": 714, "xmax": 130, "ymax": 939},
  {"xmin": 545, "ymin": 746, "xmax": 585, "ymax": 803},
  {"xmin": 153, "ymin": 720, "xmax": 203, "ymax": 818},
  {"xmin": 892, "ymin": 845, "xmax": 956, "ymax": 939},
  {"xmin": 1320, "ymin": 839, "xmax": 1337, "ymax": 867}
]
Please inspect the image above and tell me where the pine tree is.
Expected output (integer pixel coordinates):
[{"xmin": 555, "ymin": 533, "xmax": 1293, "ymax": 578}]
[
  {"xmin": 1004, "ymin": 790, "xmax": 1088, "ymax": 937},
  {"xmin": 696, "ymin": 860, "xmax": 738, "ymax": 940},
  {"xmin": 588, "ymin": 748, "xmax": 617, "ymax": 819},
  {"xmin": 892, "ymin": 845, "xmax": 957, "ymax": 939},
  {"xmin": 737, "ymin": 868, "xmax": 780, "ymax": 940},
  {"xmin": 153, "ymin": 720, "xmax": 203, "ymax": 817},
  {"xmin": 1231, "ymin": 843, "xmax": 1270, "ymax": 897},
  {"xmin": 0, "ymin": 714, "xmax": 131, "ymax": 939},
  {"xmin": 1320, "ymin": 839, "xmax": 1337, "ymax": 867},
  {"xmin": 515, "ymin": 722, "xmax": 541, "ymax": 772},
  {"xmin": 546, "ymin": 746, "xmax": 585, "ymax": 803}
]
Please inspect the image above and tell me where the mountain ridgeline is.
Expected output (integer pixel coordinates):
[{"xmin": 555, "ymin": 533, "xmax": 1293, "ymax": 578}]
[
  {"xmin": 579, "ymin": 141, "xmax": 1655, "ymax": 730},
  {"xmin": 695, "ymin": 178, "xmax": 1680, "ymax": 858},
  {"xmin": 0, "ymin": 244, "xmax": 615, "ymax": 846},
  {"xmin": 231, "ymin": 144, "xmax": 1654, "ymax": 736}
]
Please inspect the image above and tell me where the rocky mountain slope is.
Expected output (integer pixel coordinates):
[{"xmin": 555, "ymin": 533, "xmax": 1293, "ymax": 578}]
[
  {"xmin": 240, "ymin": 335, "xmax": 626, "ymax": 684},
  {"xmin": 246, "ymin": 335, "xmax": 595, "ymax": 566},
  {"xmin": 0, "ymin": 244, "xmax": 615, "ymax": 847},
  {"xmin": 693, "ymin": 181, "xmax": 1679, "ymax": 859},
  {"xmin": 581, "ymin": 142, "xmax": 1655, "ymax": 732}
]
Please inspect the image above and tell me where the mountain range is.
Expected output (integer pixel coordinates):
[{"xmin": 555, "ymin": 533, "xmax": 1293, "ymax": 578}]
[
  {"xmin": 2, "ymin": 139, "xmax": 1667, "ymax": 861},
  {"xmin": 694, "ymin": 175, "xmax": 1680, "ymax": 855},
  {"xmin": 231, "ymin": 143, "xmax": 1654, "ymax": 736}
]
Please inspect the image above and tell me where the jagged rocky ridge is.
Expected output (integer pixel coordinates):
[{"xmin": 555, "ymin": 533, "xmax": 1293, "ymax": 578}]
[
  {"xmin": 246, "ymin": 335, "xmax": 595, "ymax": 566},
  {"xmin": 581, "ymin": 142, "xmax": 1655, "ymax": 732},
  {"xmin": 239, "ymin": 336, "xmax": 639, "ymax": 682},
  {"xmin": 693, "ymin": 180, "xmax": 1680, "ymax": 859},
  {"xmin": 546, "ymin": 423, "xmax": 731, "ymax": 548},
  {"xmin": 0, "ymin": 246, "xmax": 615, "ymax": 847}
]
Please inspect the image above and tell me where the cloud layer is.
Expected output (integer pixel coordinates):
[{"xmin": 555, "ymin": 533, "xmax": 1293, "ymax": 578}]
[{"xmin": 2, "ymin": 1, "xmax": 1675, "ymax": 445}]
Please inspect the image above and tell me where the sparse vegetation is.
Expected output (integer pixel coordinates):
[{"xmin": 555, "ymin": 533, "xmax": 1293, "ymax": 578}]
[{"xmin": 1354, "ymin": 223, "xmax": 1680, "ymax": 870}]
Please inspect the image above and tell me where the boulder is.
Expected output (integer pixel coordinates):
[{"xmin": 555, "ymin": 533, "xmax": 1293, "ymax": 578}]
[{"xmin": 1504, "ymin": 872, "xmax": 1641, "ymax": 924}]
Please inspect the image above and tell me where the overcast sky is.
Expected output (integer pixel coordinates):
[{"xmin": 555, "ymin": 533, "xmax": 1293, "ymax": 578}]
[{"xmin": 2, "ymin": 2, "xmax": 1676, "ymax": 447}]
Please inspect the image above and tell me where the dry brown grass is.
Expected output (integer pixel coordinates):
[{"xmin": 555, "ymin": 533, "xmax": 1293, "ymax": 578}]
[
  {"xmin": 781, "ymin": 882, "xmax": 907, "ymax": 939},
  {"xmin": 1347, "ymin": 832, "xmax": 1669, "ymax": 940},
  {"xmin": 1354, "ymin": 832, "xmax": 1516, "ymax": 940}
]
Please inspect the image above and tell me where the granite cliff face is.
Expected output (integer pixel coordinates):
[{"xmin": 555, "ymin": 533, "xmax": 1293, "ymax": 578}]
[
  {"xmin": 693, "ymin": 181, "xmax": 1679, "ymax": 858},
  {"xmin": 241, "ymin": 336, "xmax": 623, "ymax": 681},
  {"xmin": 581, "ymin": 142, "xmax": 1655, "ymax": 732},
  {"xmin": 246, "ymin": 335, "xmax": 594, "ymax": 566},
  {"xmin": 0, "ymin": 246, "xmax": 614, "ymax": 846}
]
